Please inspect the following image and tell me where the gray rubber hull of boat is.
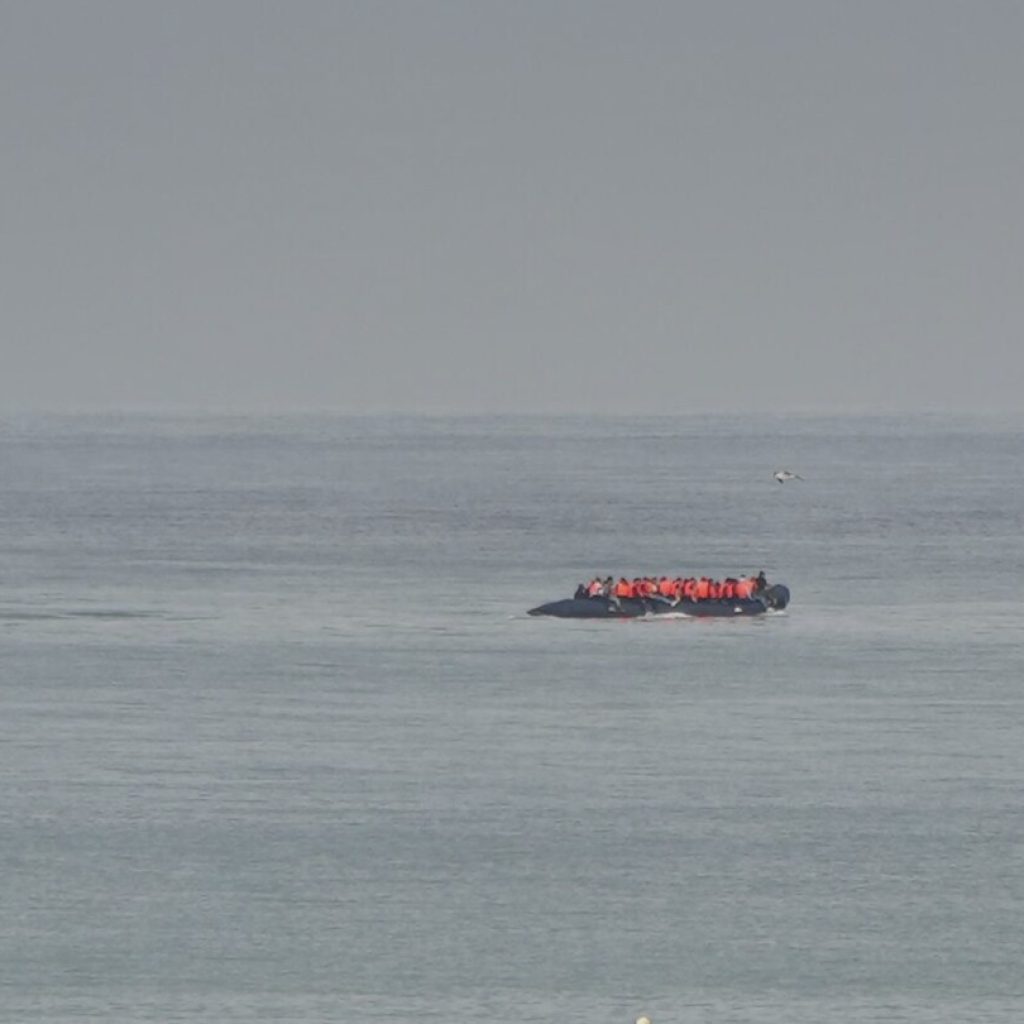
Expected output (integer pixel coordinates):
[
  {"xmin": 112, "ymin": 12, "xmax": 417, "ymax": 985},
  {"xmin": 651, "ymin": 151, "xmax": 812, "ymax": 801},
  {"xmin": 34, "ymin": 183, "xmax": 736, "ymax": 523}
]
[{"xmin": 528, "ymin": 584, "xmax": 790, "ymax": 618}]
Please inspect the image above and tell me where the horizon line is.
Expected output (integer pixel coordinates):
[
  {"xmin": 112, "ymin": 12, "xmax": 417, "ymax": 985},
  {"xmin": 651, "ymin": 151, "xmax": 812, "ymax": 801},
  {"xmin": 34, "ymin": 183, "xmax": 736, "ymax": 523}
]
[{"xmin": 2, "ymin": 405, "xmax": 1021, "ymax": 420}]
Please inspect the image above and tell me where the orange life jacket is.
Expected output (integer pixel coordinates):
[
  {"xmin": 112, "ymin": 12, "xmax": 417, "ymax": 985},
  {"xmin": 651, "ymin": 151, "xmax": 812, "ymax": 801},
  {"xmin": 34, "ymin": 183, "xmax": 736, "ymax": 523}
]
[
  {"xmin": 587, "ymin": 580, "xmax": 603, "ymax": 597},
  {"xmin": 696, "ymin": 578, "xmax": 710, "ymax": 600},
  {"xmin": 614, "ymin": 579, "xmax": 632, "ymax": 598},
  {"xmin": 658, "ymin": 577, "xmax": 674, "ymax": 597}
]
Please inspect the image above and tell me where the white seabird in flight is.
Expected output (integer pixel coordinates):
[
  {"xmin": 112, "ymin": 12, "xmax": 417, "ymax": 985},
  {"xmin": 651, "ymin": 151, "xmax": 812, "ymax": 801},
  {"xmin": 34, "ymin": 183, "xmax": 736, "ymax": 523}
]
[{"xmin": 774, "ymin": 469, "xmax": 803, "ymax": 483}]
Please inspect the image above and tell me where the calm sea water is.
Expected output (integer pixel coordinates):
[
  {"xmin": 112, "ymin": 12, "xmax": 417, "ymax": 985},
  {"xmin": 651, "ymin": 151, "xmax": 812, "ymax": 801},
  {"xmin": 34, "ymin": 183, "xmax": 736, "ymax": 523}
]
[{"xmin": 2, "ymin": 414, "xmax": 1023, "ymax": 1023}]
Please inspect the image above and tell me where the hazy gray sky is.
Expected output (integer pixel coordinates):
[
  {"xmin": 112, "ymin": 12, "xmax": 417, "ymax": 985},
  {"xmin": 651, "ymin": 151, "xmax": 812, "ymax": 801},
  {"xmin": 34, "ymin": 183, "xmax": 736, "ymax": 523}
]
[{"xmin": 2, "ymin": 1, "xmax": 1021, "ymax": 413}]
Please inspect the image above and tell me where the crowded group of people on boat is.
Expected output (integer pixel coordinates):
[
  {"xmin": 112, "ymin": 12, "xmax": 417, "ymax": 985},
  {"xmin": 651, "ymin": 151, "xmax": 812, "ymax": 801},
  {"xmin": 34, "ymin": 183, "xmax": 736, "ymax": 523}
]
[{"xmin": 574, "ymin": 571, "xmax": 769, "ymax": 603}]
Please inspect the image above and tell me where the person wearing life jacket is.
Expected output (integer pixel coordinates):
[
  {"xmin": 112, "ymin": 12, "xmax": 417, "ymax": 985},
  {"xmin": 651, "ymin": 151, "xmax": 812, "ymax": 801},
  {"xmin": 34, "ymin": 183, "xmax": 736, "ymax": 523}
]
[
  {"xmin": 683, "ymin": 577, "xmax": 698, "ymax": 601},
  {"xmin": 586, "ymin": 578, "xmax": 604, "ymax": 597},
  {"xmin": 639, "ymin": 577, "xmax": 656, "ymax": 598},
  {"xmin": 734, "ymin": 577, "xmax": 753, "ymax": 600},
  {"xmin": 721, "ymin": 578, "xmax": 735, "ymax": 600},
  {"xmin": 658, "ymin": 576, "xmax": 675, "ymax": 599},
  {"xmin": 672, "ymin": 577, "xmax": 685, "ymax": 600},
  {"xmin": 696, "ymin": 577, "xmax": 710, "ymax": 600},
  {"xmin": 614, "ymin": 577, "xmax": 632, "ymax": 599}
]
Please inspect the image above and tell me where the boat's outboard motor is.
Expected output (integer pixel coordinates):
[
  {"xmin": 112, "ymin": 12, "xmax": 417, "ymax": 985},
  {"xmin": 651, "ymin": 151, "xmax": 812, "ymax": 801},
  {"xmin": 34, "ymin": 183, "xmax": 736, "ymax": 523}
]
[{"xmin": 763, "ymin": 584, "xmax": 790, "ymax": 610}]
